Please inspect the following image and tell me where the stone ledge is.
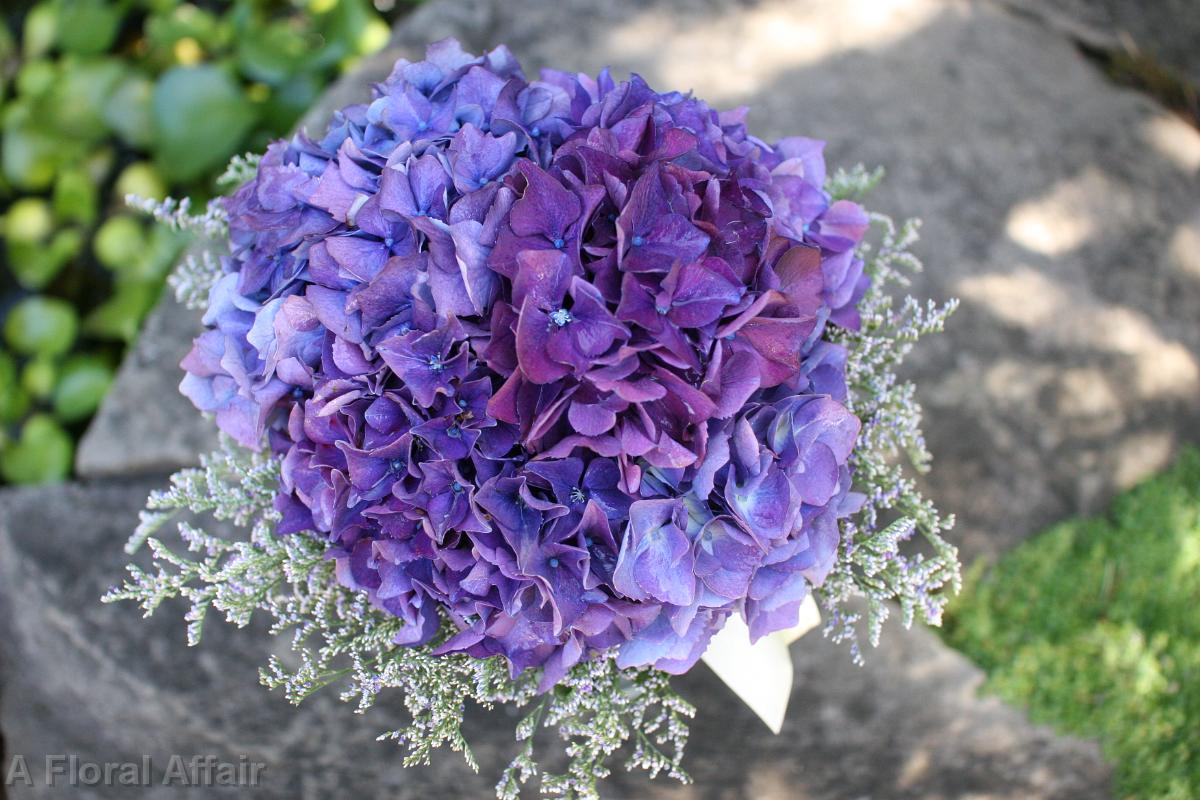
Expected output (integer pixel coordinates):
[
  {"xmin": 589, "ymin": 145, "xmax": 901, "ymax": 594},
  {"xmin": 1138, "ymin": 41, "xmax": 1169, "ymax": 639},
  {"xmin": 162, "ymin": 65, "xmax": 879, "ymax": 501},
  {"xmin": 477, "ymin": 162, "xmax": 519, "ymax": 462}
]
[{"xmin": 998, "ymin": 0, "xmax": 1200, "ymax": 89}]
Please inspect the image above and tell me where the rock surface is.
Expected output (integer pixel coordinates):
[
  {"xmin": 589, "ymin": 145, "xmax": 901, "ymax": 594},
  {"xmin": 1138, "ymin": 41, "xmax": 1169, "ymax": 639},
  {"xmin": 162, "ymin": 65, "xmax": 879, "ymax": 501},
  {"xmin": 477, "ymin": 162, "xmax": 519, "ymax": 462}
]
[
  {"xmin": 0, "ymin": 481, "xmax": 1109, "ymax": 799},
  {"xmin": 999, "ymin": 0, "xmax": 1200, "ymax": 89},
  {"xmin": 74, "ymin": 288, "xmax": 218, "ymax": 478}
]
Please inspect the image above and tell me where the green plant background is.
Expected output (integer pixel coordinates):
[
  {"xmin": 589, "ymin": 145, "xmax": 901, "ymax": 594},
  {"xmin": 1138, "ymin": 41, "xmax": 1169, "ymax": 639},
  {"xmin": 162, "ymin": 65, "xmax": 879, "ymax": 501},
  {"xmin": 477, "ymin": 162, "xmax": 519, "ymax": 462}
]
[
  {"xmin": 943, "ymin": 448, "xmax": 1200, "ymax": 800},
  {"xmin": 0, "ymin": 0, "xmax": 411, "ymax": 484}
]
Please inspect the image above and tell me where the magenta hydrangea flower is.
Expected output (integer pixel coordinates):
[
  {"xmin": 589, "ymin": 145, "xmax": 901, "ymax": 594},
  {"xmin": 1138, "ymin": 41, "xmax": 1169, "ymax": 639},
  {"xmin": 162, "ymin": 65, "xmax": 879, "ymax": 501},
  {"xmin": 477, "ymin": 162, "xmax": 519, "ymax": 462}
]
[{"xmin": 180, "ymin": 39, "xmax": 871, "ymax": 684}]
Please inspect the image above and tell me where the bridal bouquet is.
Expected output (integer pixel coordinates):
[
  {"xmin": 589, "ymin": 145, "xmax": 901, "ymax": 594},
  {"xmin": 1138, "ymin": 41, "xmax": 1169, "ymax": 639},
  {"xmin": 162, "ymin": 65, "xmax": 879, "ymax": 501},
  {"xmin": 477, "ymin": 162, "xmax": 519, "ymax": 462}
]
[{"xmin": 108, "ymin": 39, "xmax": 959, "ymax": 798}]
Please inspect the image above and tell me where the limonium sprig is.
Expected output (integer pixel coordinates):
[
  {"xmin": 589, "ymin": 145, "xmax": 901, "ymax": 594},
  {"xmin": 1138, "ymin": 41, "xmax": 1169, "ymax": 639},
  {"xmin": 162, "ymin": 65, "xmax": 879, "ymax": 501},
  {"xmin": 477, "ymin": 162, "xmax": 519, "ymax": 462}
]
[{"xmin": 107, "ymin": 39, "xmax": 958, "ymax": 797}]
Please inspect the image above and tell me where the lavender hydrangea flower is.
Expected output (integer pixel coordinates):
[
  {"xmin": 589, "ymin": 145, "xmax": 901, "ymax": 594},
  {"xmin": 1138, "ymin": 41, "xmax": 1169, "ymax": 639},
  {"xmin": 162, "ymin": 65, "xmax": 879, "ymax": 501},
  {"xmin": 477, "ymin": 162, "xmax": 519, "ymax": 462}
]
[{"xmin": 180, "ymin": 39, "xmax": 873, "ymax": 682}]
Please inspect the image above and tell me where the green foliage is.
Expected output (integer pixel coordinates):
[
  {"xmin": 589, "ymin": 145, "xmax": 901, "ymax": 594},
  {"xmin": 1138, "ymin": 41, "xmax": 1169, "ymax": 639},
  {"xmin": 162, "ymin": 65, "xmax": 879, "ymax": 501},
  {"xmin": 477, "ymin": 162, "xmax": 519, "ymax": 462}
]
[
  {"xmin": 52, "ymin": 355, "xmax": 114, "ymax": 421},
  {"xmin": 152, "ymin": 64, "xmax": 257, "ymax": 181},
  {"xmin": 55, "ymin": 0, "xmax": 125, "ymax": 56},
  {"xmin": 21, "ymin": 355, "xmax": 57, "ymax": 399},
  {"xmin": 0, "ymin": 412, "xmax": 72, "ymax": 483},
  {"xmin": 0, "ymin": 0, "xmax": 414, "ymax": 483},
  {"xmin": 3, "ymin": 195, "xmax": 87, "ymax": 289},
  {"xmin": 0, "ymin": 352, "xmax": 32, "ymax": 424},
  {"xmin": 114, "ymin": 161, "xmax": 167, "ymax": 202},
  {"xmin": 94, "ymin": 215, "xmax": 146, "ymax": 270},
  {"xmin": 5, "ymin": 196, "xmax": 52, "ymax": 242},
  {"xmin": 4, "ymin": 295, "xmax": 78, "ymax": 356},
  {"xmin": 52, "ymin": 167, "xmax": 98, "ymax": 225},
  {"xmin": 943, "ymin": 448, "xmax": 1200, "ymax": 800}
]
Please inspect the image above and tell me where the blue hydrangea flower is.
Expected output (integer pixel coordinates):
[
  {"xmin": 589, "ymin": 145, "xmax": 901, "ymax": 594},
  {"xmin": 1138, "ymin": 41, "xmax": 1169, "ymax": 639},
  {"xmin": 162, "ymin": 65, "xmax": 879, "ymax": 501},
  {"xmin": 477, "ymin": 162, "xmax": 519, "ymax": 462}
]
[{"xmin": 181, "ymin": 39, "xmax": 871, "ymax": 682}]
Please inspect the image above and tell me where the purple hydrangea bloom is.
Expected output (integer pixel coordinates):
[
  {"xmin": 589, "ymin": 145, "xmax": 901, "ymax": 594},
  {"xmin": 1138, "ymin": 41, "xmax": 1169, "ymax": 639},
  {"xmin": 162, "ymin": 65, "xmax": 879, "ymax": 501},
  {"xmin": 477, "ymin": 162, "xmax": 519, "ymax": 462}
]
[{"xmin": 182, "ymin": 39, "xmax": 871, "ymax": 682}]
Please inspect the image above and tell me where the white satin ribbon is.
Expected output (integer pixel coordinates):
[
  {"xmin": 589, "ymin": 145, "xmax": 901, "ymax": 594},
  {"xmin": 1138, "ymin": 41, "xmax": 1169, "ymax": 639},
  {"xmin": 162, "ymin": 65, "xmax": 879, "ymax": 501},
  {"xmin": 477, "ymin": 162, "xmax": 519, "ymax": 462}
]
[{"xmin": 700, "ymin": 593, "xmax": 820, "ymax": 734}]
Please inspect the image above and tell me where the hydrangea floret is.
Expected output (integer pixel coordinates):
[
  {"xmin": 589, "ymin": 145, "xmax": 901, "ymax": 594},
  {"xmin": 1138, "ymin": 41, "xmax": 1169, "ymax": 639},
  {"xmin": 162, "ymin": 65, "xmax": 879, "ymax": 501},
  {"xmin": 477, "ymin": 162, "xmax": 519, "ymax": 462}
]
[{"xmin": 107, "ymin": 39, "xmax": 959, "ymax": 798}]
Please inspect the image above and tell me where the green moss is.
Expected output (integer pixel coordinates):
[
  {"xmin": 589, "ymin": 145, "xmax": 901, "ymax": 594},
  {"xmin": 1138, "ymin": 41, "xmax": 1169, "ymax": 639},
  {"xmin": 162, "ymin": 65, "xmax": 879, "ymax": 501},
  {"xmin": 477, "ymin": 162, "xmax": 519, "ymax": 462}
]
[{"xmin": 943, "ymin": 448, "xmax": 1200, "ymax": 800}]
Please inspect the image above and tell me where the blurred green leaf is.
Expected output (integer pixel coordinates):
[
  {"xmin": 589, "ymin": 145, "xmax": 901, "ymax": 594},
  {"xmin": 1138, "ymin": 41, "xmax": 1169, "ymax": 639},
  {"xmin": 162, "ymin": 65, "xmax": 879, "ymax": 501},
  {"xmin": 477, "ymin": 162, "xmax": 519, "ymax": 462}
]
[
  {"xmin": 56, "ymin": 0, "xmax": 126, "ymax": 56},
  {"xmin": 139, "ymin": 0, "xmax": 181, "ymax": 14},
  {"xmin": 53, "ymin": 355, "xmax": 114, "ymax": 422},
  {"xmin": 49, "ymin": 227, "xmax": 85, "ymax": 262},
  {"xmin": 0, "ymin": 352, "xmax": 31, "ymax": 425},
  {"xmin": 83, "ymin": 145, "xmax": 115, "ymax": 185},
  {"xmin": 236, "ymin": 20, "xmax": 311, "ymax": 85},
  {"xmin": 2, "ymin": 102, "xmax": 62, "ymax": 189},
  {"xmin": 52, "ymin": 167, "xmax": 98, "ymax": 225},
  {"xmin": 260, "ymin": 70, "xmax": 322, "ymax": 132},
  {"xmin": 0, "ymin": 414, "xmax": 73, "ymax": 484},
  {"xmin": 7, "ymin": 228, "xmax": 83, "ymax": 289},
  {"xmin": 4, "ymin": 197, "xmax": 53, "ymax": 242},
  {"xmin": 94, "ymin": 214, "xmax": 146, "ymax": 271},
  {"xmin": 152, "ymin": 64, "xmax": 257, "ymax": 182},
  {"xmin": 16, "ymin": 58, "xmax": 57, "ymax": 97},
  {"xmin": 21, "ymin": 355, "xmax": 57, "ymax": 399},
  {"xmin": 84, "ymin": 280, "xmax": 160, "ymax": 341},
  {"xmin": 7, "ymin": 241, "xmax": 60, "ymax": 289},
  {"xmin": 144, "ymin": 4, "xmax": 223, "ymax": 58},
  {"xmin": 22, "ymin": 3, "xmax": 58, "ymax": 59},
  {"xmin": 103, "ymin": 71, "xmax": 157, "ymax": 148},
  {"xmin": 51, "ymin": 56, "xmax": 127, "ymax": 139},
  {"xmin": 114, "ymin": 161, "xmax": 167, "ymax": 202},
  {"xmin": 4, "ymin": 296, "xmax": 79, "ymax": 357},
  {"xmin": 0, "ymin": 20, "xmax": 15, "ymax": 85}
]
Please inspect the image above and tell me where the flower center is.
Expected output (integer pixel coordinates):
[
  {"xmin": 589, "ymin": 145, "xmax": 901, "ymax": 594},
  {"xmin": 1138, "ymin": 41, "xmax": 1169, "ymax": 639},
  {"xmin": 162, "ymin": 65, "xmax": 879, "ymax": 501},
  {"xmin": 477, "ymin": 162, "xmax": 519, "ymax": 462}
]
[
  {"xmin": 548, "ymin": 557, "xmax": 560, "ymax": 568},
  {"xmin": 631, "ymin": 234, "xmax": 645, "ymax": 247},
  {"xmin": 530, "ymin": 126, "xmax": 541, "ymax": 137},
  {"xmin": 549, "ymin": 308, "xmax": 572, "ymax": 327},
  {"xmin": 552, "ymin": 237, "xmax": 564, "ymax": 249},
  {"xmin": 428, "ymin": 355, "xmax": 444, "ymax": 372},
  {"xmin": 388, "ymin": 458, "xmax": 405, "ymax": 473},
  {"xmin": 447, "ymin": 424, "xmax": 462, "ymax": 439},
  {"xmin": 451, "ymin": 481, "xmax": 464, "ymax": 493},
  {"xmin": 569, "ymin": 487, "xmax": 587, "ymax": 504}
]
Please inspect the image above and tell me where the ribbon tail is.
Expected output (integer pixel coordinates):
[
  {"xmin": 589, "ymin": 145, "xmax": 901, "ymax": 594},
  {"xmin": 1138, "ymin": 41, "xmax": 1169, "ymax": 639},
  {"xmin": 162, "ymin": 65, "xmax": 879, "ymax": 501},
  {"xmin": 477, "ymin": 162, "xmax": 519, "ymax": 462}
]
[{"xmin": 700, "ymin": 593, "xmax": 820, "ymax": 734}]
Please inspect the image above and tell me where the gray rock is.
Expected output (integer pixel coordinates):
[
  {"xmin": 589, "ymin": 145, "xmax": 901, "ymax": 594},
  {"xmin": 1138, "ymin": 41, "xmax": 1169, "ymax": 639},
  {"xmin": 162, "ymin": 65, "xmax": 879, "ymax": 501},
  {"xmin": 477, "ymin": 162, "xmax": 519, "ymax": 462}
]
[
  {"xmin": 0, "ymin": 481, "xmax": 1109, "ymax": 799},
  {"xmin": 74, "ymin": 284, "xmax": 218, "ymax": 478},
  {"xmin": 999, "ymin": 0, "xmax": 1200, "ymax": 89}
]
